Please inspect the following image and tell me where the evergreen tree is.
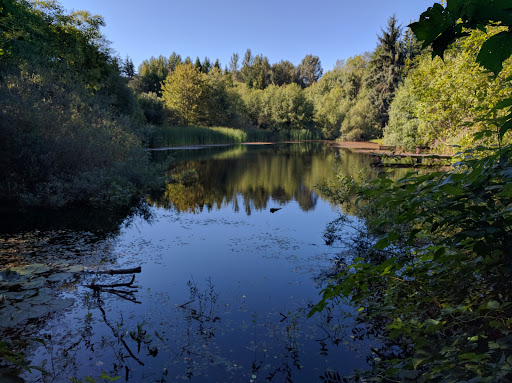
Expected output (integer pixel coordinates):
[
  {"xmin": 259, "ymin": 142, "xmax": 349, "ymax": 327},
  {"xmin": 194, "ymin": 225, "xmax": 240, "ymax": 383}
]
[
  {"xmin": 123, "ymin": 56, "xmax": 135, "ymax": 78},
  {"xmin": 194, "ymin": 57, "xmax": 202, "ymax": 72},
  {"xmin": 240, "ymin": 49, "xmax": 254, "ymax": 85},
  {"xmin": 202, "ymin": 56, "xmax": 211, "ymax": 74},
  {"xmin": 135, "ymin": 55, "xmax": 170, "ymax": 94},
  {"xmin": 251, "ymin": 54, "xmax": 271, "ymax": 89},
  {"xmin": 168, "ymin": 52, "xmax": 182, "ymax": 73},
  {"xmin": 229, "ymin": 53, "xmax": 240, "ymax": 80},
  {"xmin": 271, "ymin": 60, "xmax": 297, "ymax": 86},
  {"xmin": 297, "ymin": 54, "xmax": 323, "ymax": 88},
  {"xmin": 365, "ymin": 14, "xmax": 404, "ymax": 131}
]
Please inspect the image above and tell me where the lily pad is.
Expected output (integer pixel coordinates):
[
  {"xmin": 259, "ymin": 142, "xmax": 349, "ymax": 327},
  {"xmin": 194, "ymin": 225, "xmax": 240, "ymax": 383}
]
[
  {"xmin": 38, "ymin": 287, "xmax": 53, "ymax": 296},
  {"xmin": 10, "ymin": 264, "xmax": 52, "ymax": 276},
  {"xmin": 4, "ymin": 292, "xmax": 25, "ymax": 301},
  {"xmin": 29, "ymin": 292, "xmax": 54, "ymax": 305},
  {"xmin": 45, "ymin": 298, "xmax": 74, "ymax": 312},
  {"xmin": 47, "ymin": 273, "xmax": 75, "ymax": 283},
  {"xmin": 0, "ymin": 269, "xmax": 21, "ymax": 282},
  {"xmin": 26, "ymin": 304, "xmax": 51, "ymax": 319},
  {"xmin": 0, "ymin": 306, "xmax": 30, "ymax": 327},
  {"xmin": 20, "ymin": 277, "xmax": 45, "ymax": 289},
  {"xmin": 14, "ymin": 301, "xmax": 31, "ymax": 311},
  {"xmin": 61, "ymin": 264, "xmax": 85, "ymax": 273}
]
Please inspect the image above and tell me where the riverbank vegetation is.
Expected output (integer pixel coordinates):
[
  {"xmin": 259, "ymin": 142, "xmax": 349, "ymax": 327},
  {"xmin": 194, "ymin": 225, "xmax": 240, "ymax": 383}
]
[
  {"xmin": 0, "ymin": 0, "xmax": 162, "ymax": 208},
  {"xmin": 4, "ymin": 0, "xmax": 511, "ymax": 208},
  {"xmin": 129, "ymin": 16, "xmax": 416, "ymax": 146},
  {"xmin": 150, "ymin": 125, "xmax": 315, "ymax": 148},
  {"xmin": 130, "ymin": 10, "xmax": 512, "ymax": 153},
  {"xmin": 311, "ymin": 1, "xmax": 512, "ymax": 381}
]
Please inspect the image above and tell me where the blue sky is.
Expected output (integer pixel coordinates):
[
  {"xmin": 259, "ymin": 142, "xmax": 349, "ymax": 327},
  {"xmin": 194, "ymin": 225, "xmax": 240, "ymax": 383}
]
[{"xmin": 58, "ymin": 0, "xmax": 435, "ymax": 73}]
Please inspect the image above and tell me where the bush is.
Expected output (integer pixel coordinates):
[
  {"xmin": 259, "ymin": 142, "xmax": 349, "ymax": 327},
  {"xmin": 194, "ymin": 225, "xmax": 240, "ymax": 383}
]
[
  {"xmin": 137, "ymin": 92, "xmax": 167, "ymax": 125},
  {"xmin": 0, "ymin": 68, "xmax": 160, "ymax": 208}
]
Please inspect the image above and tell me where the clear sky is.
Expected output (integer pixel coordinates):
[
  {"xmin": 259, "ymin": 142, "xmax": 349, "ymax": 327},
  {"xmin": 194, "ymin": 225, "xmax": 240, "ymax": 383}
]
[{"xmin": 58, "ymin": 0, "xmax": 435, "ymax": 73}]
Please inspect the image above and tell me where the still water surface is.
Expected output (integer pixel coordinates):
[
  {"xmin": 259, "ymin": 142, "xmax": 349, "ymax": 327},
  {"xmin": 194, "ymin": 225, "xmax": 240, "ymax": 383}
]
[{"xmin": 0, "ymin": 143, "xmax": 393, "ymax": 382}]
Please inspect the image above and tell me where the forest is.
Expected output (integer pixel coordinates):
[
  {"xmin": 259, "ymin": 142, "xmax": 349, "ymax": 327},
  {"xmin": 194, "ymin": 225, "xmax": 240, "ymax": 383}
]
[{"xmin": 2, "ymin": 0, "xmax": 511, "ymax": 208}]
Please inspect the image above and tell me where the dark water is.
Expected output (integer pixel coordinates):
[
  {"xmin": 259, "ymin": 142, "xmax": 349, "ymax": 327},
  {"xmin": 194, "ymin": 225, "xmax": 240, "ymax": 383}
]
[{"xmin": 0, "ymin": 143, "xmax": 395, "ymax": 383}]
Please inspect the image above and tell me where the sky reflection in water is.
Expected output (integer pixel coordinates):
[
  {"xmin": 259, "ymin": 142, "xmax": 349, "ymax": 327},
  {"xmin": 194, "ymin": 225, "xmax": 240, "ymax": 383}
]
[{"xmin": 3, "ymin": 143, "xmax": 381, "ymax": 383}]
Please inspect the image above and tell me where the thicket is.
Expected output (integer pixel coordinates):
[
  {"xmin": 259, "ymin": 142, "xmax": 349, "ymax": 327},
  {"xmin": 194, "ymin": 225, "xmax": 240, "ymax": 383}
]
[
  {"xmin": 384, "ymin": 27, "xmax": 512, "ymax": 152},
  {"xmin": 311, "ymin": 1, "xmax": 512, "ymax": 381},
  {"xmin": 130, "ymin": 18, "xmax": 413, "ymax": 144},
  {"xmin": 0, "ymin": 0, "xmax": 161, "ymax": 208}
]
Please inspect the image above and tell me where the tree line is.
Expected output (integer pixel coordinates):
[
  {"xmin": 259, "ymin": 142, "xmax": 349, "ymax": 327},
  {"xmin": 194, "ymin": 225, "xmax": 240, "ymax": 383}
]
[
  {"xmin": 126, "ymin": 16, "xmax": 415, "ymax": 142},
  {"xmin": 131, "ymin": 12, "xmax": 511, "ymax": 152}
]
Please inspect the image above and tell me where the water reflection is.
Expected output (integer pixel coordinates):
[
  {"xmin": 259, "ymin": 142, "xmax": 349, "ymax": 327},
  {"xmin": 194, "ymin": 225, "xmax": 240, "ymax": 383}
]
[
  {"xmin": 151, "ymin": 143, "xmax": 376, "ymax": 214},
  {"xmin": 1, "ymin": 143, "xmax": 388, "ymax": 383}
]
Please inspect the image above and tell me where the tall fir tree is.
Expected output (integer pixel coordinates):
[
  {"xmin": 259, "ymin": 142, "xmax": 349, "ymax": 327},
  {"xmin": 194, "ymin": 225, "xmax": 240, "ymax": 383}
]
[
  {"xmin": 364, "ymin": 14, "xmax": 405, "ymax": 131},
  {"xmin": 194, "ymin": 57, "xmax": 202, "ymax": 72}
]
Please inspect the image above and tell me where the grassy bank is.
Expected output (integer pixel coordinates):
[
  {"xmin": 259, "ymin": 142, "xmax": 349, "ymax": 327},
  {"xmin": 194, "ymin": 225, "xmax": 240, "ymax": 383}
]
[{"xmin": 150, "ymin": 125, "xmax": 319, "ymax": 148}]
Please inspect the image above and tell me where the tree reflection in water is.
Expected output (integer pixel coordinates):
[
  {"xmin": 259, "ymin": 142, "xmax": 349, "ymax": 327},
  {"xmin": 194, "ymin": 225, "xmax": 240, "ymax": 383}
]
[
  {"xmin": 151, "ymin": 143, "xmax": 359, "ymax": 214},
  {"xmin": 1, "ymin": 143, "xmax": 393, "ymax": 382}
]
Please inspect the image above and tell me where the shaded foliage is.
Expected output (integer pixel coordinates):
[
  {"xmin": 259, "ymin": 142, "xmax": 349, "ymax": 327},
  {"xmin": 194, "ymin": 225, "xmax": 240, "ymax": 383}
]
[
  {"xmin": 0, "ymin": 0, "xmax": 160, "ymax": 208},
  {"xmin": 311, "ymin": 1, "xmax": 512, "ymax": 382}
]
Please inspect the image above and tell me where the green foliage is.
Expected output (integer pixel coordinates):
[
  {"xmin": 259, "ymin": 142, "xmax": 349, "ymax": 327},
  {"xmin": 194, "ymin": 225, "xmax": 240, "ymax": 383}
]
[
  {"xmin": 0, "ymin": 0, "xmax": 160, "ymax": 208},
  {"xmin": 318, "ymin": 16, "xmax": 409, "ymax": 141},
  {"xmin": 383, "ymin": 79, "xmax": 422, "ymax": 150},
  {"xmin": 311, "ymin": 1, "xmax": 512, "ymax": 381},
  {"xmin": 383, "ymin": 28, "xmax": 512, "ymax": 151},
  {"xmin": 161, "ymin": 63, "xmax": 209, "ymax": 125},
  {"xmin": 0, "ymin": 338, "xmax": 46, "ymax": 374},
  {"xmin": 339, "ymin": 93, "xmax": 380, "ymax": 141},
  {"xmin": 364, "ymin": 15, "xmax": 405, "ymax": 132},
  {"xmin": 312, "ymin": 146, "xmax": 512, "ymax": 382},
  {"xmin": 307, "ymin": 54, "xmax": 370, "ymax": 139},
  {"xmin": 240, "ymin": 51, "xmax": 272, "ymax": 90},
  {"xmin": 131, "ymin": 55, "xmax": 175, "ymax": 95},
  {"xmin": 151, "ymin": 125, "xmax": 248, "ymax": 147},
  {"xmin": 297, "ymin": 54, "xmax": 323, "ymax": 88},
  {"xmin": 410, "ymin": 0, "xmax": 512, "ymax": 76},
  {"xmin": 235, "ymin": 83, "xmax": 315, "ymax": 135},
  {"xmin": 270, "ymin": 60, "xmax": 297, "ymax": 86},
  {"xmin": 137, "ymin": 92, "xmax": 167, "ymax": 125}
]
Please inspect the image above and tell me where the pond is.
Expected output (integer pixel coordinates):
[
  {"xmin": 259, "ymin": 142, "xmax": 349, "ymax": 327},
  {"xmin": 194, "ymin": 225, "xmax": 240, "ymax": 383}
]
[{"xmin": 0, "ymin": 143, "xmax": 402, "ymax": 383}]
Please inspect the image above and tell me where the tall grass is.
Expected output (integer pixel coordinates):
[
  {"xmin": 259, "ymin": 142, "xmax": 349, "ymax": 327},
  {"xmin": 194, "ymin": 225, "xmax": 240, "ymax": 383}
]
[
  {"xmin": 150, "ymin": 126, "xmax": 321, "ymax": 148},
  {"xmin": 151, "ymin": 126, "xmax": 245, "ymax": 147}
]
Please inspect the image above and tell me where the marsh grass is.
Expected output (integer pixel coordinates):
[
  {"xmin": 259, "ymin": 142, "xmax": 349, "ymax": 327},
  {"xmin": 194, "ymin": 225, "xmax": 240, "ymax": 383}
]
[
  {"xmin": 151, "ymin": 126, "xmax": 246, "ymax": 147},
  {"xmin": 151, "ymin": 126, "xmax": 318, "ymax": 148}
]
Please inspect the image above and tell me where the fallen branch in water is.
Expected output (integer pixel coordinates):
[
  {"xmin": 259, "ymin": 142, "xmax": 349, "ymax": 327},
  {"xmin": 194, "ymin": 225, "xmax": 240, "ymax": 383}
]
[
  {"xmin": 84, "ymin": 275, "xmax": 136, "ymax": 290},
  {"xmin": 84, "ymin": 275, "xmax": 141, "ymax": 304},
  {"xmin": 84, "ymin": 266, "xmax": 142, "ymax": 275}
]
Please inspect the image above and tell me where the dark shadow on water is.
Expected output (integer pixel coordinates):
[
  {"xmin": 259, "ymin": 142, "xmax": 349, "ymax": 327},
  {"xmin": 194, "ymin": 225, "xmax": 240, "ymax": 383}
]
[{"xmin": 0, "ymin": 201, "xmax": 154, "ymax": 237}]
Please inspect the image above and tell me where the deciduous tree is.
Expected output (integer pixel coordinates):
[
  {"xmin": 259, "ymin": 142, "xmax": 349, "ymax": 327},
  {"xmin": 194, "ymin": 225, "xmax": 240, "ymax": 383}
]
[{"xmin": 161, "ymin": 63, "xmax": 208, "ymax": 125}]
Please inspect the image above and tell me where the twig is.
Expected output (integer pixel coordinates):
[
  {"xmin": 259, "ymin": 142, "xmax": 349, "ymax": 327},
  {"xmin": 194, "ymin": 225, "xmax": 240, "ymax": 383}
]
[{"xmin": 84, "ymin": 267, "xmax": 142, "ymax": 275}]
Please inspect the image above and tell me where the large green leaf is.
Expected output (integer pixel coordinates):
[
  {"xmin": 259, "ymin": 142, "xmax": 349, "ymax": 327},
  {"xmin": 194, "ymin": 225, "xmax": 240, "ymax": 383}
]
[
  {"xmin": 409, "ymin": 3, "xmax": 456, "ymax": 49},
  {"xmin": 446, "ymin": 0, "xmax": 463, "ymax": 13},
  {"xmin": 476, "ymin": 31, "xmax": 512, "ymax": 76},
  {"xmin": 499, "ymin": 118, "xmax": 512, "ymax": 139}
]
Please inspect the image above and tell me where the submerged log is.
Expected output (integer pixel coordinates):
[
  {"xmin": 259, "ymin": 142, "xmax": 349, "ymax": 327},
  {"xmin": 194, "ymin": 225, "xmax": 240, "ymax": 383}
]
[
  {"xmin": 84, "ymin": 266, "xmax": 141, "ymax": 275},
  {"xmin": 84, "ymin": 274, "xmax": 141, "ymax": 303},
  {"xmin": 84, "ymin": 275, "xmax": 137, "ymax": 290}
]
